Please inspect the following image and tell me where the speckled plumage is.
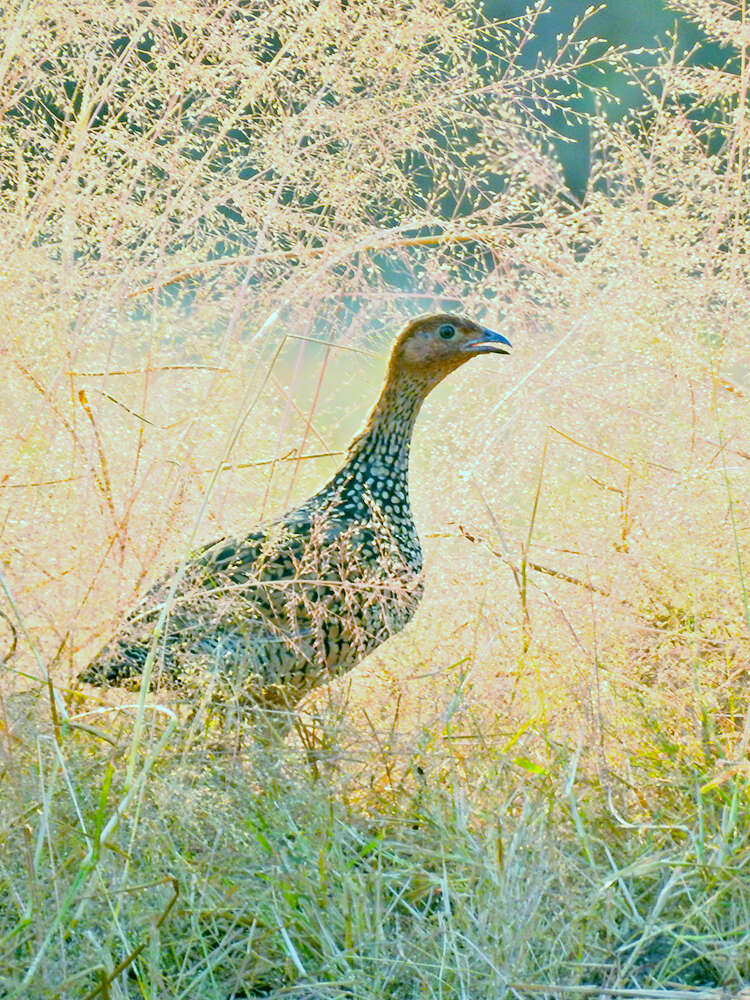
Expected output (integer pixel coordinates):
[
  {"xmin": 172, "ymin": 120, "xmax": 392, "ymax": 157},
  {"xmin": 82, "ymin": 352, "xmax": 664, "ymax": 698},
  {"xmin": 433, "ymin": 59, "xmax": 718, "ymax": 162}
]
[{"xmin": 80, "ymin": 314, "xmax": 511, "ymax": 719}]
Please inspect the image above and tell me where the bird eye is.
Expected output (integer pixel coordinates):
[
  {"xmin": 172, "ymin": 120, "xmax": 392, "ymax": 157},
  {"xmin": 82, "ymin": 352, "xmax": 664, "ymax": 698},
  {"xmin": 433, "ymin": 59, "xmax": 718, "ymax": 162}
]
[{"xmin": 438, "ymin": 324, "xmax": 456, "ymax": 340}]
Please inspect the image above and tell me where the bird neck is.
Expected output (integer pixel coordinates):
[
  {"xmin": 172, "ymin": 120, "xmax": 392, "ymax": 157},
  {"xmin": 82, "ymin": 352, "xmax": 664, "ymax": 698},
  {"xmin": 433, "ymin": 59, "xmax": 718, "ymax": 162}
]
[{"xmin": 334, "ymin": 370, "xmax": 432, "ymax": 495}]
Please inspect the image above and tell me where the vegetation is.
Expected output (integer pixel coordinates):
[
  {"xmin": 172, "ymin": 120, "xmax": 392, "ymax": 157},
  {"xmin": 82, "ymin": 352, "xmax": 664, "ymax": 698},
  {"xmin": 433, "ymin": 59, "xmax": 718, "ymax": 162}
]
[{"xmin": 1, "ymin": 0, "xmax": 748, "ymax": 996}]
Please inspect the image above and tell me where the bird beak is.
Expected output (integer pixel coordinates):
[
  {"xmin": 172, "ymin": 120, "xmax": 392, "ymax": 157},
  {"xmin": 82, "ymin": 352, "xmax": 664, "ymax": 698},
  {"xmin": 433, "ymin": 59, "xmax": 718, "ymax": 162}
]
[{"xmin": 463, "ymin": 328, "xmax": 512, "ymax": 355}]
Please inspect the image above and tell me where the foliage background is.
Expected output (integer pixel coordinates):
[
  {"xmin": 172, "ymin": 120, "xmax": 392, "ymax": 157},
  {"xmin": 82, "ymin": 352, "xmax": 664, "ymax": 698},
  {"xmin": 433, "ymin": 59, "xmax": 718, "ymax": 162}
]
[{"xmin": 0, "ymin": 1, "xmax": 749, "ymax": 997}]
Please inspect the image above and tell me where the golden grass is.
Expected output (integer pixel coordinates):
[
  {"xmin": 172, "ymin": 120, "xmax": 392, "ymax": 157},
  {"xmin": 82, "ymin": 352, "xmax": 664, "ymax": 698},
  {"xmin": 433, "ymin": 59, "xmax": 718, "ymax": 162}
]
[{"xmin": 1, "ymin": 0, "xmax": 749, "ymax": 996}]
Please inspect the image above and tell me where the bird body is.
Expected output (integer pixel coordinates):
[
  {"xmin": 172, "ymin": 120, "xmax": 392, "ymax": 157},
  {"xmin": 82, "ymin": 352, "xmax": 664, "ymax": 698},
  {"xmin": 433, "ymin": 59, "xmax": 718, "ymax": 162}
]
[{"xmin": 80, "ymin": 314, "xmax": 511, "ymax": 720}]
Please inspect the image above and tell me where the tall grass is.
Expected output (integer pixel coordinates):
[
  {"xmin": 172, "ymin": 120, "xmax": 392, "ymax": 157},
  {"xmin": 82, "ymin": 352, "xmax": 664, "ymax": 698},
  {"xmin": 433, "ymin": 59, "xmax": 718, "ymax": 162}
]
[{"xmin": 1, "ymin": 0, "xmax": 749, "ymax": 996}]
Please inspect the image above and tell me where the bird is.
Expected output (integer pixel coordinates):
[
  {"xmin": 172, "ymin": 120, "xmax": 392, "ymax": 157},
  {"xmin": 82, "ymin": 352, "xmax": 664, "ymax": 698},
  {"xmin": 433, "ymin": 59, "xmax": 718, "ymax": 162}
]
[{"xmin": 79, "ymin": 314, "xmax": 511, "ymax": 734}]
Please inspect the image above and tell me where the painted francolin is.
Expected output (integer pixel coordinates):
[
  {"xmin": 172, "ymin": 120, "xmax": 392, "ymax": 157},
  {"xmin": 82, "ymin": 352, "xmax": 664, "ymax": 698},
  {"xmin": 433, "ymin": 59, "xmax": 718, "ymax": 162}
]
[{"xmin": 80, "ymin": 314, "xmax": 511, "ymax": 729}]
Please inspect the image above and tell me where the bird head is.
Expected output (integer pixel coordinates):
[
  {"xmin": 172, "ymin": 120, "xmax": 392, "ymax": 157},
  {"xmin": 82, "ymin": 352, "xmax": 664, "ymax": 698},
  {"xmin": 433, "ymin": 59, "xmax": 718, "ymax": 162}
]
[{"xmin": 388, "ymin": 313, "xmax": 511, "ymax": 386}]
